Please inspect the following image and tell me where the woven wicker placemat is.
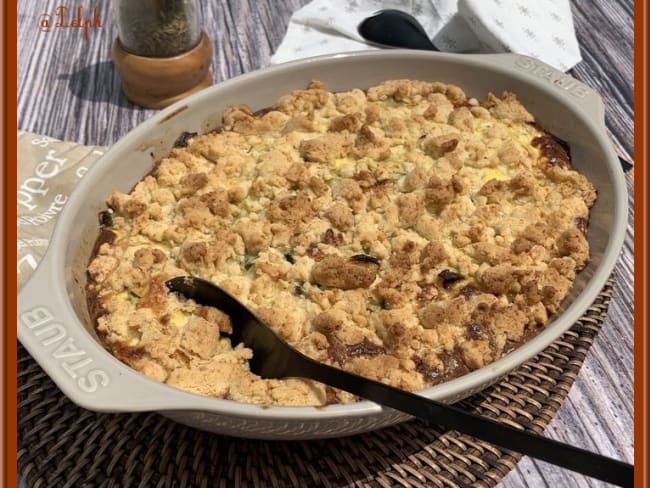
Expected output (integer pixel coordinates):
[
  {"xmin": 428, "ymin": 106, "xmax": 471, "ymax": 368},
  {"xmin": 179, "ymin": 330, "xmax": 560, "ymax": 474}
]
[{"xmin": 18, "ymin": 277, "xmax": 614, "ymax": 488}]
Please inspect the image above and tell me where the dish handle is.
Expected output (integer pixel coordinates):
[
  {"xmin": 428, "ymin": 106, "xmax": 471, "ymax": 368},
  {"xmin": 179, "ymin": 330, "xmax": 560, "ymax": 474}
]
[
  {"xmin": 477, "ymin": 53, "xmax": 606, "ymax": 126},
  {"xmin": 17, "ymin": 253, "xmax": 171, "ymax": 412}
]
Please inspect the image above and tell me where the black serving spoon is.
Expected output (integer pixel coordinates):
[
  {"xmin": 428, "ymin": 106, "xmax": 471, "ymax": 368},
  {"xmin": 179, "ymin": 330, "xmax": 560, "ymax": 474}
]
[
  {"xmin": 166, "ymin": 275, "xmax": 633, "ymax": 487},
  {"xmin": 358, "ymin": 9, "xmax": 633, "ymax": 173}
]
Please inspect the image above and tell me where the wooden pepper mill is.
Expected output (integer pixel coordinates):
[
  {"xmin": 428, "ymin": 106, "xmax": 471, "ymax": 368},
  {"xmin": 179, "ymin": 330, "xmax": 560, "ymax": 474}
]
[{"xmin": 111, "ymin": 0, "xmax": 213, "ymax": 109}]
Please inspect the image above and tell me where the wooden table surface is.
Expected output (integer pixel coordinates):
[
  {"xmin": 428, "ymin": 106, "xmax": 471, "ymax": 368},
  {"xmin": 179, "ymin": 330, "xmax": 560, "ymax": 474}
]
[{"xmin": 17, "ymin": 1, "xmax": 634, "ymax": 487}]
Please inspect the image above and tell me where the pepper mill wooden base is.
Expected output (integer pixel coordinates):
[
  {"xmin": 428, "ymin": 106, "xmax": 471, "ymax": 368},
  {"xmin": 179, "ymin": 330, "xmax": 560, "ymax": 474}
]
[{"xmin": 112, "ymin": 32, "xmax": 213, "ymax": 109}]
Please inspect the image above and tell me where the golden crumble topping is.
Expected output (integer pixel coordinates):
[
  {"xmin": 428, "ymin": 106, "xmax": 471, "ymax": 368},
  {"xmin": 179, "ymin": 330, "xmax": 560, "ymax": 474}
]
[{"xmin": 87, "ymin": 79, "xmax": 596, "ymax": 406}]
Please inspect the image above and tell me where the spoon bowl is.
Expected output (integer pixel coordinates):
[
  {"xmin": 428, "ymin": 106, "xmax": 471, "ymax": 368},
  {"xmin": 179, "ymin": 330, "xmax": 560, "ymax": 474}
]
[{"xmin": 358, "ymin": 9, "xmax": 438, "ymax": 51}]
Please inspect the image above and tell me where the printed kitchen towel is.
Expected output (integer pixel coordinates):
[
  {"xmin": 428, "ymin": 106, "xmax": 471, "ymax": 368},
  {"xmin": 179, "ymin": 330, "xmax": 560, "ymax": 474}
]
[
  {"xmin": 17, "ymin": 131, "xmax": 107, "ymax": 289},
  {"xmin": 271, "ymin": 0, "xmax": 582, "ymax": 72}
]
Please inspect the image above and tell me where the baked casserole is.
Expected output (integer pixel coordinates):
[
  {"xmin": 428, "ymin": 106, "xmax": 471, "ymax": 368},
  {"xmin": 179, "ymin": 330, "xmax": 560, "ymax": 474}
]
[{"xmin": 86, "ymin": 79, "xmax": 596, "ymax": 406}]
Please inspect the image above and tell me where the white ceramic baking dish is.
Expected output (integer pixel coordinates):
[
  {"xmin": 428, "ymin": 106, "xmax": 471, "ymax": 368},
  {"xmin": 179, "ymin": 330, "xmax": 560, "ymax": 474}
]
[{"xmin": 18, "ymin": 51, "xmax": 627, "ymax": 440}]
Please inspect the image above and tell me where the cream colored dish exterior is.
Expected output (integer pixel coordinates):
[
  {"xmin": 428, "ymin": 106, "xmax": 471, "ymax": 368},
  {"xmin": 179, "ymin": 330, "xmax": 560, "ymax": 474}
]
[{"xmin": 18, "ymin": 51, "xmax": 627, "ymax": 440}]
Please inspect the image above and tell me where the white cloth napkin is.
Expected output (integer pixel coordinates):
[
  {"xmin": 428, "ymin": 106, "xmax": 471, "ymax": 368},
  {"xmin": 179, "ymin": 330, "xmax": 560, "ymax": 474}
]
[{"xmin": 271, "ymin": 0, "xmax": 581, "ymax": 72}]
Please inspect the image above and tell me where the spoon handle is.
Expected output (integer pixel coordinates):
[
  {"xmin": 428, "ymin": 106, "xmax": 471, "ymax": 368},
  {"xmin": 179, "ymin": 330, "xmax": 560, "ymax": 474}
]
[{"xmin": 295, "ymin": 354, "xmax": 633, "ymax": 487}]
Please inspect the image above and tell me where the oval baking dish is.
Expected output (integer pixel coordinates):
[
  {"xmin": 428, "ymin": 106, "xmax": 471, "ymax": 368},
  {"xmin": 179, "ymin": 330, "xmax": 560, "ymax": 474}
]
[{"xmin": 18, "ymin": 51, "xmax": 627, "ymax": 440}]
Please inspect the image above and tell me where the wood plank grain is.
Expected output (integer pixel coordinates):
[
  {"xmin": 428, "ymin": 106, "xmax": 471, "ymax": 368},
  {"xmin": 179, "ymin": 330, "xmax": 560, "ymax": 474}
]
[
  {"xmin": 570, "ymin": 0, "xmax": 634, "ymax": 162},
  {"xmin": 16, "ymin": 1, "xmax": 634, "ymax": 487}
]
